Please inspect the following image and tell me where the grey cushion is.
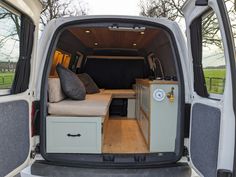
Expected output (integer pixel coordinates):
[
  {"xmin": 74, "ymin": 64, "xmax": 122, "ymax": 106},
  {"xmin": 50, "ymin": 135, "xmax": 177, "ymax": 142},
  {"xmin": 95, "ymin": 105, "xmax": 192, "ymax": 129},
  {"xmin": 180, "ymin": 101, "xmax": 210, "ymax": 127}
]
[
  {"xmin": 78, "ymin": 73, "xmax": 100, "ymax": 94},
  {"xmin": 56, "ymin": 64, "xmax": 86, "ymax": 100}
]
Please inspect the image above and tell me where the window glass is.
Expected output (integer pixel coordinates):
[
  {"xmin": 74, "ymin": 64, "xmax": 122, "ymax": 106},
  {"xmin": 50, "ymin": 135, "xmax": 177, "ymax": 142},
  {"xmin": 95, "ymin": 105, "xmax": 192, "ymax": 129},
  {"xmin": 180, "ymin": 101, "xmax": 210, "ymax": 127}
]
[
  {"xmin": 50, "ymin": 49, "xmax": 71, "ymax": 77},
  {"xmin": 0, "ymin": 5, "xmax": 20, "ymax": 89},
  {"xmin": 202, "ymin": 11, "xmax": 226, "ymax": 94}
]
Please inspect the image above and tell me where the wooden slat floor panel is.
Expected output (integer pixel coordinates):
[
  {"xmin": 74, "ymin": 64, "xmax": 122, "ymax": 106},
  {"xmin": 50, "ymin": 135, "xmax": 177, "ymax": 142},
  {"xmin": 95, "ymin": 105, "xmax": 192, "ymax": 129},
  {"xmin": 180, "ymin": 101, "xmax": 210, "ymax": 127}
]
[{"xmin": 103, "ymin": 119, "xmax": 148, "ymax": 153}]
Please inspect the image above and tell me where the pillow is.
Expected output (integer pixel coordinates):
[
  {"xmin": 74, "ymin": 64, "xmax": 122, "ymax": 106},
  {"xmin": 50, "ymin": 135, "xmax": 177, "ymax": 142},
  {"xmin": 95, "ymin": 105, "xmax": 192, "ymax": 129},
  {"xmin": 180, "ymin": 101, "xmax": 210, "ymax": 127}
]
[
  {"xmin": 78, "ymin": 73, "xmax": 100, "ymax": 94},
  {"xmin": 48, "ymin": 78, "xmax": 65, "ymax": 103},
  {"xmin": 56, "ymin": 64, "xmax": 86, "ymax": 100}
]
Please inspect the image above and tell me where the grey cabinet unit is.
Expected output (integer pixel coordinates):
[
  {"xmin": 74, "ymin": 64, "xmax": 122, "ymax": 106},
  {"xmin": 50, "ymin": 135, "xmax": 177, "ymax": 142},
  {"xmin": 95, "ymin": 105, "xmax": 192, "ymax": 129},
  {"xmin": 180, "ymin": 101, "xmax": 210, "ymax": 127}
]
[
  {"xmin": 46, "ymin": 116, "xmax": 102, "ymax": 153},
  {"xmin": 136, "ymin": 79, "xmax": 179, "ymax": 152}
]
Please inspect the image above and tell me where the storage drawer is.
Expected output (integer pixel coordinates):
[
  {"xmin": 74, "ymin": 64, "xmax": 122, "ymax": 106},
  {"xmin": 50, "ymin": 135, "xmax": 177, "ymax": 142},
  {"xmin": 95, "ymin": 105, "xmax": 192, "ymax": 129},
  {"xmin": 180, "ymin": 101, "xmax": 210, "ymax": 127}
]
[{"xmin": 46, "ymin": 116, "xmax": 102, "ymax": 153}]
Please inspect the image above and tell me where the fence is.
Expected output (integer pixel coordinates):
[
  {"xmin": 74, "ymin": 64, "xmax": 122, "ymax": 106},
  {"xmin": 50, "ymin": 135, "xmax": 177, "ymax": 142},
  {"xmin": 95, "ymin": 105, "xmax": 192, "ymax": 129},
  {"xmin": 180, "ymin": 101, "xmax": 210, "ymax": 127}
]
[
  {"xmin": 0, "ymin": 75, "xmax": 227, "ymax": 93},
  {"xmin": 205, "ymin": 77, "xmax": 225, "ymax": 94},
  {"xmin": 0, "ymin": 74, "xmax": 14, "ymax": 89}
]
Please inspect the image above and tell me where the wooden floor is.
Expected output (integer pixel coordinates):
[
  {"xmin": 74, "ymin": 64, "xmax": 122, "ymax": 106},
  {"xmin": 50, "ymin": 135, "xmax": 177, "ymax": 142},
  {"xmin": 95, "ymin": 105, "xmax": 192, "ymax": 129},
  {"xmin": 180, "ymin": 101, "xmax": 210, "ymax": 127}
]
[{"xmin": 103, "ymin": 119, "xmax": 148, "ymax": 153}]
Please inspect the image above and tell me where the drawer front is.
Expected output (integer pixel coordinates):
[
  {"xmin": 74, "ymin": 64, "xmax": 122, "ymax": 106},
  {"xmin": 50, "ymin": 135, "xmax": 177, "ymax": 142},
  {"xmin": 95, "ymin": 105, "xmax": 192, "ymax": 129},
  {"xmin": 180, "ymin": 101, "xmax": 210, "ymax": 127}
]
[{"xmin": 47, "ymin": 117, "xmax": 102, "ymax": 153}]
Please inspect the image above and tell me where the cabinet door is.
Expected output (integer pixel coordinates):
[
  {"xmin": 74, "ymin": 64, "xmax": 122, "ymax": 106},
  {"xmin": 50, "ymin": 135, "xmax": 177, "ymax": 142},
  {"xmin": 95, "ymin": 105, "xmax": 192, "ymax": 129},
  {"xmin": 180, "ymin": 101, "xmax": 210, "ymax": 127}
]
[
  {"xmin": 135, "ymin": 85, "xmax": 141, "ymax": 120},
  {"xmin": 141, "ymin": 85, "xmax": 149, "ymax": 115}
]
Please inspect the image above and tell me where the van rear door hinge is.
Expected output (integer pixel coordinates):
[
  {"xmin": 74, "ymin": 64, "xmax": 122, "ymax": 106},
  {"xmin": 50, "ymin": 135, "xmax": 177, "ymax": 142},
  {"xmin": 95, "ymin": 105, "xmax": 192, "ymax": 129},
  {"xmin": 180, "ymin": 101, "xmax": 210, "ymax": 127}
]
[
  {"xmin": 217, "ymin": 169, "xmax": 232, "ymax": 177},
  {"xmin": 183, "ymin": 146, "xmax": 190, "ymax": 161},
  {"xmin": 30, "ymin": 143, "xmax": 40, "ymax": 159},
  {"xmin": 103, "ymin": 155, "xmax": 115, "ymax": 162},
  {"xmin": 134, "ymin": 155, "xmax": 146, "ymax": 162},
  {"xmin": 30, "ymin": 150, "xmax": 36, "ymax": 159}
]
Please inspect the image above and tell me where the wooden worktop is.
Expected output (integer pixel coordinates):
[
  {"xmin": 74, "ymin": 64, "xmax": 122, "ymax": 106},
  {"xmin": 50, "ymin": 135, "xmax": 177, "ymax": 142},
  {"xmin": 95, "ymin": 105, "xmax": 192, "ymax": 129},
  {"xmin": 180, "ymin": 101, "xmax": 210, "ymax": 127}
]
[
  {"xmin": 136, "ymin": 79, "xmax": 178, "ymax": 86},
  {"xmin": 101, "ymin": 89, "xmax": 136, "ymax": 99}
]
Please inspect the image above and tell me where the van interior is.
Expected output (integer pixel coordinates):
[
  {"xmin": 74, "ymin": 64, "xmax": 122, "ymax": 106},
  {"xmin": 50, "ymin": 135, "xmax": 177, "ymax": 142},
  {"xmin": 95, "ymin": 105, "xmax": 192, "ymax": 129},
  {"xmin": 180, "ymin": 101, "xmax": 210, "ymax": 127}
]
[{"xmin": 44, "ymin": 23, "xmax": 182, "ymax": 157}]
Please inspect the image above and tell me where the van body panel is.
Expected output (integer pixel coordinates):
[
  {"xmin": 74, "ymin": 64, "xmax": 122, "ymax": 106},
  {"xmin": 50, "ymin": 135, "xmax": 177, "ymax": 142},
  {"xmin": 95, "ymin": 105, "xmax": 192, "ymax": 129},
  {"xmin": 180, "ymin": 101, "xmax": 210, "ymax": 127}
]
[
  {"xmin": 38, "ymin": 16, "xmax": 187, "ymax": 165},
  {"xmin": 5, "ymin": 0, "xmax": 42, "ymax": 24},
  {"xmin": 0, "ymin": 0, "xmax": 41, "ymax": 176},
  {"xmin": 183, "ymin": 0, "xmax": 236, "ymax": 176},
  {"xmin": 0, "ymin": 0, "xmax": 235, "ymax": 175}
]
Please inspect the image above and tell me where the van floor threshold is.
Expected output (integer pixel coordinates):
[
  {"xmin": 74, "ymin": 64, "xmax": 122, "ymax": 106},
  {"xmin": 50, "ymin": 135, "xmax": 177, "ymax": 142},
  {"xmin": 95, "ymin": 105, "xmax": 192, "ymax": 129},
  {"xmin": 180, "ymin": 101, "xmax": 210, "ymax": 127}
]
[{"xmin": 18, "ymin": 161, "xmax": 192, "ymax": 177}]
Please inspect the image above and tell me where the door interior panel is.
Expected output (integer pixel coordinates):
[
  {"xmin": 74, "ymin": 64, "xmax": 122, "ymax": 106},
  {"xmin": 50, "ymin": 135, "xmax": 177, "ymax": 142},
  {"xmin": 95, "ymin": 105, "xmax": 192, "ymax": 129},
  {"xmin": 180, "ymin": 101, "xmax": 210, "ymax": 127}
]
[
  {"xmin": 190, "ymin": 103, "xmax": 221, "ymax": 177},
  {"xmin": 0, "ymin": 100, "xmax": 30, "ymax": 177}
]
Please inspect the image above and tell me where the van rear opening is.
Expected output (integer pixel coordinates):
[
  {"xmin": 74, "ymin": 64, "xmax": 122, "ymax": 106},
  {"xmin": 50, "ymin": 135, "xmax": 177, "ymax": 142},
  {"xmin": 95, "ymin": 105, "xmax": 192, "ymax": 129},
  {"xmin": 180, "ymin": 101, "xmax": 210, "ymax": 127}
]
[{"xmin": 39, "ymin": 19, "xmax": 185, "ymax": 166}]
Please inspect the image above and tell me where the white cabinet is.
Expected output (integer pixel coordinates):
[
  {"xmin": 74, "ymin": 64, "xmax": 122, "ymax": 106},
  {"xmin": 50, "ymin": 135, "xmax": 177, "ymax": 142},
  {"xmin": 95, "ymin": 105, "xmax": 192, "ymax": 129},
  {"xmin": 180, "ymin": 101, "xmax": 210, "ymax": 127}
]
[
  {"xmin": 46, "ymin": 116, "xmax": 102, "ymax": 153},
  {"xmin": 136, "ymin": 79, "xmax": 178, "ymax": 152}
]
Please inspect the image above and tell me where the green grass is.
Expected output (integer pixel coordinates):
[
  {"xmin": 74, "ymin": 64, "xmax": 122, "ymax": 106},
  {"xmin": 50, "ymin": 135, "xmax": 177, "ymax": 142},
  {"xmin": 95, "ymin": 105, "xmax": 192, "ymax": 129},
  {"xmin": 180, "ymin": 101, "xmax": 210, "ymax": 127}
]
[
  {"xmin": 203, "ymin": 69, "xmax": 226, "ymax": 94},
  {"xmin": 0, "ymin": 72, "xmax": 15, "ymax": 89},
  {"xmin": 0, "ymin": 69, "xmax": 228, "ymax": 93},
  {"xmin": 203, "ymin": 69, "xmax": 226, "ymax": 78}
]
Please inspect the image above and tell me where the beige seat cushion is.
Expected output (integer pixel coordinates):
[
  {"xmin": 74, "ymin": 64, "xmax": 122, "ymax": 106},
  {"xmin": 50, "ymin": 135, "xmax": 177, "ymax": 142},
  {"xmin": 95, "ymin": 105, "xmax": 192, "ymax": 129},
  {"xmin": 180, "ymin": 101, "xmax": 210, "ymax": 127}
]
[
  {"xmin": 48, "ymin": 78, "xmax": 65, "ymax": 103},
  {"xmin": 48, "ymin": 93, "xmax": 112, "ymax": 116}
]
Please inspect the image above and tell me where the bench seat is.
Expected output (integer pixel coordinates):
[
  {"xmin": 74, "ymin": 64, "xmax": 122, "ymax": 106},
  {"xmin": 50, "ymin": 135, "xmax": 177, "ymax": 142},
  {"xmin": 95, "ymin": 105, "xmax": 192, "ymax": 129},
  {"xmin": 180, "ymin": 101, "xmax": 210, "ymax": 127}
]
[{"xmin": 48, "ymin": 94, "xmax": 112, "ymax": 117}]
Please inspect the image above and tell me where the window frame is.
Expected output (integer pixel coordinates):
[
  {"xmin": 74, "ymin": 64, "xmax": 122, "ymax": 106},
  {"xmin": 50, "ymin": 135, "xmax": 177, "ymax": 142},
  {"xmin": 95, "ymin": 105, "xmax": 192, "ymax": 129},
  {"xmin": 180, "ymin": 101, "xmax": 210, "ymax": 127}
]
[
  {"xmin": 190, "ymin": 8, "xmax": 227, "ymax": 100},
  {"xmin": 0, "ymin": 2, "xmax": 21, "ymax": 95}
]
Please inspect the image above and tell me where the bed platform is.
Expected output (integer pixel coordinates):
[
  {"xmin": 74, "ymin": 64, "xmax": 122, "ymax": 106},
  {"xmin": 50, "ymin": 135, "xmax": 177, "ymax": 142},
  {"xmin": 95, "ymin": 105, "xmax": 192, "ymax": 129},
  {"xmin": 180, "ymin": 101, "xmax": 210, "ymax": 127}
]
[{"xmin": 46, "ymin": 86, "xmax": 137, "ymax": 154}]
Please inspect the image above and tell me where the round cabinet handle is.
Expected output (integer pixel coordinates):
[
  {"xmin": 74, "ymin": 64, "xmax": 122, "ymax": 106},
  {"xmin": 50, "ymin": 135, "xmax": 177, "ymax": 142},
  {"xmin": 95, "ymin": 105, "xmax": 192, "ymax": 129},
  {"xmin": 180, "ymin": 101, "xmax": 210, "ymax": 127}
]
[{"xmin": 67, "ymin": 133, "xmax": 81, "ymax": 137}]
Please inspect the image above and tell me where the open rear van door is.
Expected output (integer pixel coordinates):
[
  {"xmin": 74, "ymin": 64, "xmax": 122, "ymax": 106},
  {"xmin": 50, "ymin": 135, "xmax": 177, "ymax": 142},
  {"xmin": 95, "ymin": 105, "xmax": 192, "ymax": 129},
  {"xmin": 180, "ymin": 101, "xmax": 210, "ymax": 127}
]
[
  {"xmin": 183, "ymin": 0, "xmax": 236, "ymax": 176},
  {"xmin": 0, "ymin": 0, "xmax": 41, "ymax": 176}
]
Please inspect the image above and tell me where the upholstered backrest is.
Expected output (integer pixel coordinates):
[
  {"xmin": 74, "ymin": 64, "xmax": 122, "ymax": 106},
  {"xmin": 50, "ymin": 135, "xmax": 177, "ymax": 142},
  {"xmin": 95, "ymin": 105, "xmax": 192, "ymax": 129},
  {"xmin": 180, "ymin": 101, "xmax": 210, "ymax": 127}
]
[{"xmin": 48, "ymin": 78, "xmax": 66, "ymax": 103}]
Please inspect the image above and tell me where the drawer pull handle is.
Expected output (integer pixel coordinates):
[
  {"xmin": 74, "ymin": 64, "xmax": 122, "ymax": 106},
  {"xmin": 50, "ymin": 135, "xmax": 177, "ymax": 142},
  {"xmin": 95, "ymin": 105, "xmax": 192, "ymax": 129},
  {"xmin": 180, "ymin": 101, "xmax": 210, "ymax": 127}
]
[{"xmin": 67, "ymin": 133, "xmax": 81, "ymax": 137}]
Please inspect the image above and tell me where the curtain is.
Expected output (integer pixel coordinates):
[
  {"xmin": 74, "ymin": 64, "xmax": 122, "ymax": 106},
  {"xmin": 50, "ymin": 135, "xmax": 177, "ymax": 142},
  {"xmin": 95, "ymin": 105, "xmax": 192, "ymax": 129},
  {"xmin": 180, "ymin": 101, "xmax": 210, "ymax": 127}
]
[
  {"xmin": 11, "ymin": 14, "xmax": 35, "ymax": 94},
  {"xmin": 190, "ymin": 17, "xmax": 209, "ymax": 97}
]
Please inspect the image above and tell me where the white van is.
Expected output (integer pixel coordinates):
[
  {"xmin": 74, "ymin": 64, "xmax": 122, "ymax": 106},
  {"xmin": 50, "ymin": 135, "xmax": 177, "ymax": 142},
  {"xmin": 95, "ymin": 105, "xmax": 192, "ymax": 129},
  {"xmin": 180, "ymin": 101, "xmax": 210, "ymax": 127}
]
[{"xmin": 0, "ymin": 0, "xmax": 235, "ymax": 177}]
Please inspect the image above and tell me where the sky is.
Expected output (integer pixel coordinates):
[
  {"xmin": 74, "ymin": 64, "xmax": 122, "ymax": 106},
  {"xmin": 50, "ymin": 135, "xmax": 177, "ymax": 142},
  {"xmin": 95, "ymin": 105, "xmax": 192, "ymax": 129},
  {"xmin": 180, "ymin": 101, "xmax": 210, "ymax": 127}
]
[{"xmin": 85, "ymin": 0, "xmax": 140, "ymax": 16}]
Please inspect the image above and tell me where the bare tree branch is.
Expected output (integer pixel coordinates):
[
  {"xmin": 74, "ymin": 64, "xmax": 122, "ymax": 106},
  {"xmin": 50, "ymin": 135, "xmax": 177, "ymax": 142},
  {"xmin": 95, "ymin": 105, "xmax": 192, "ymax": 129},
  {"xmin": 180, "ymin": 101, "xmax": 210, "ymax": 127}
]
[
  {"xmin": 139, "ymin": 0, "xmax": 236, "ymax": 48},
  {"xmin": 40, "ymin": 0, "xmax": 89, "ymax": 29}
]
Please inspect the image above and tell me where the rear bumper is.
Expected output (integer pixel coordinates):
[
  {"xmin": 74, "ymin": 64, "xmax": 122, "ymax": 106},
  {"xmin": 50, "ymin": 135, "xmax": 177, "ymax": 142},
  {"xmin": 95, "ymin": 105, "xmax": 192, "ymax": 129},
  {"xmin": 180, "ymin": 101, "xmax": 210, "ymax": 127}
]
[{"xmin": 19, "ymin": 160, "xmax": 192, "ymax": 177}]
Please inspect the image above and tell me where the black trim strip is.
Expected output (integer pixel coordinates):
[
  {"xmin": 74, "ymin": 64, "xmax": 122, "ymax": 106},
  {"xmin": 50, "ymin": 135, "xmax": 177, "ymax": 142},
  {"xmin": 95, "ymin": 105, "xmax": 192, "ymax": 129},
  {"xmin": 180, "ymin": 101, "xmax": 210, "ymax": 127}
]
[
  {"xmin": 35, "ymin": 160, "xmax": 189, "ymax": 169},
  {"xmin": 195, "ymin": 0, "xmax": 208, "ymax": 6}
]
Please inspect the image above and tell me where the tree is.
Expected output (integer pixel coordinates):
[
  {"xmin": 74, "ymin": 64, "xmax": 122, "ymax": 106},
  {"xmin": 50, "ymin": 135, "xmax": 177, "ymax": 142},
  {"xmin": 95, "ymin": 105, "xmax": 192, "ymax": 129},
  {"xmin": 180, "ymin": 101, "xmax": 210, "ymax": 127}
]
[
  {"xmin": 139, "ymin": 0, "xmax": 185, "ymax": 21},
  {"xmin": 139, "ymin": 0, "xmax": 236, "ymax": 48},
  {"xmin": 40, "ymin": 0, "xmax": 88, "ymax": 27},
  {"xmin": 0, "ymin": 7, "xmax": 20, "ymax": 66}
]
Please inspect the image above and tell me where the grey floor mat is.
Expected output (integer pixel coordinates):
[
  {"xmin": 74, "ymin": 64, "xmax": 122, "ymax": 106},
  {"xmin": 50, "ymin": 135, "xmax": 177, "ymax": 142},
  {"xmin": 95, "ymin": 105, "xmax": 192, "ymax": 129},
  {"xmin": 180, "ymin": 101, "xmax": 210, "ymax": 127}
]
[{"xmin": 28, "ymin": 161, "xmax": 191, "ymax": 177}]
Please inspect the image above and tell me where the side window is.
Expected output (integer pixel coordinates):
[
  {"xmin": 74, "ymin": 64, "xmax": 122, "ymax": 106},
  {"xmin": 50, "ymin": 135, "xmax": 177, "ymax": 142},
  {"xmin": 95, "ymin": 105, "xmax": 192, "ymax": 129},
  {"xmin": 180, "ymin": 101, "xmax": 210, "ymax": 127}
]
[
  {"xmin": 202, "ymin": 11, "xmax": 226, "ymax": 95},
  {"xmin": 50, "ymin": 49, "xmax": 71, "ymax": 77},
  {"xmin": 190, "ymin": 10, "xmax": 226, "ymax": 97},
  {"xmin": 0, "ymin": 5, "xmax": 20, "ymax": 90}
]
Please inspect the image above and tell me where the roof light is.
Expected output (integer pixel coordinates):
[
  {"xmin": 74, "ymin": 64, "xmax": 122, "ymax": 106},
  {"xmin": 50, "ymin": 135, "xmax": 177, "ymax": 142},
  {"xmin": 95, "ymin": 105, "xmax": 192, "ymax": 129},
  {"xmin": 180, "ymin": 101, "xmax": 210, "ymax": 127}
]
[
  {"xmin": 94, "ymin": 42, "xmax": 98, "ymax": 46},
  {"xmin": 85, "ymin": 30, "xmax": 91, "ymax": 34},
  {"xmin": 133, "ymin": 43, "xmax": 137, "ymax": 46},
  {"xmin": 140, "ymin": 31, "xmax": 145, "ymax": 35}
]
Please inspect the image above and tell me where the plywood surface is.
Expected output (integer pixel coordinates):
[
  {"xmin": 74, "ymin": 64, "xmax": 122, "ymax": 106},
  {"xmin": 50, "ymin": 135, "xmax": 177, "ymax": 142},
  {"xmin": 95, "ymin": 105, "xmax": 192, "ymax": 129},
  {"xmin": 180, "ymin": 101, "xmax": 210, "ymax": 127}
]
[
  {"xmin": 101, "ymin": 89, "xmax": 136, "ymax": 99},
  {"xmin": 103, "ymin": 119, "xmax": 148, "ymax": 153},
  {"xmin": 68, "ymin": 27, "xmax": 161, "ymax": 50},
  {"xmin": 136, "ymin": 79, "xmax": 178, "ymax": 86}
]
